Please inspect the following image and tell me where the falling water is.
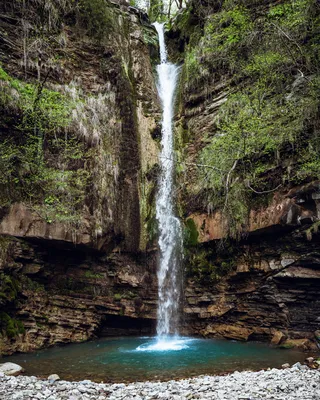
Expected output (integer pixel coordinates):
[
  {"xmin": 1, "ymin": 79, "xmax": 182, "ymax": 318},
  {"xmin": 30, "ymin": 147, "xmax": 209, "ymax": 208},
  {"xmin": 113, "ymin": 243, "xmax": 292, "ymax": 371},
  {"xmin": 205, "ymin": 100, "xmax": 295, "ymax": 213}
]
[{"xmin": 153, "ymin": 22, "xmax": 183, "ymax": 339}]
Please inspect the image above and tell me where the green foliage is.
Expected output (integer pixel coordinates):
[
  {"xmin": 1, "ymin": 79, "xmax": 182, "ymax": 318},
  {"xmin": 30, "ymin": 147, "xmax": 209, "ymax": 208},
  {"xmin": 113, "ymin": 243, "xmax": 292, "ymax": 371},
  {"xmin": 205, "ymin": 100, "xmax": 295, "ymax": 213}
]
[
  {"xmin": 0, "ymin": 312, "xmax": 25, "ymax": 339},
  {"xmin": 84, "ymin": 271, "xmax": 104, "ymax": 279},
  {"xmin": 0, "ymin": 65, "xmax": 72, "ymax": 133},
  {"xmin": 0, "ymin": 66, "xmax": 91, "ymax": 227},
  {"xmin": 114, "ymin": 293, "xmax": 122, "ymax": 301},
  {"xmin": 184, "ymin": 6, "xmax": 253, "ymax": 81},
  {"xmin": 78, "ymin": 0, "xmax": 114, "ymax": 39},
  {"xmin": 0, "ymin": 274, "xmax": 18, "ymax": 305},
  {"xmin": 244, "ymin": 52, "xmax": 291, "ymax": 77},
  {"xmin": 267, "ymin": 0, "xmax": 315, "ymax": 35},
  {"xmin": 305, "ymin": 221, "xmax": 320, "ymax": 241},
  {"xmin": 146, "ymin": 214, "xmax": 158, "ymax": 243},
  {"xmin": 184, "ymin": 218, "xmax": 199, "ymax": 246},
  {"xmin": 205, "ymin": 6, "xmax": 253, "ymax": 51},
  {"xmin": 148, "ymin": 0, "xmax": 165, "ymax": 22},
  {"xmin": 143, "ymin": 26, "xmax": 159, "ymax": 48},
  {"xmin": 186, "ymin": 248, "xmax": 235, "ymax": 284},
  {"xmin": 198, "ymin": 82, "xmax": 315, "ymax": 236},
  {"xmin": 0, "ymin": 237, "xmax": 10, "ymax": 265},
  {"xmin": 180, "ymin": 0, "xmax": 320, "ymax": 237}
]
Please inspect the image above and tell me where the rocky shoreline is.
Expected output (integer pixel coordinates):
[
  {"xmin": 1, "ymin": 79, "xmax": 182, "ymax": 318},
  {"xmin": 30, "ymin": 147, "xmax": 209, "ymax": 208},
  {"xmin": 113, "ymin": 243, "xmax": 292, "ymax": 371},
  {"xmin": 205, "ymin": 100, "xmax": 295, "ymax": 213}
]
[{"xmin": 0, "ymin": 364, "xmax": 320, "ymax": 400}]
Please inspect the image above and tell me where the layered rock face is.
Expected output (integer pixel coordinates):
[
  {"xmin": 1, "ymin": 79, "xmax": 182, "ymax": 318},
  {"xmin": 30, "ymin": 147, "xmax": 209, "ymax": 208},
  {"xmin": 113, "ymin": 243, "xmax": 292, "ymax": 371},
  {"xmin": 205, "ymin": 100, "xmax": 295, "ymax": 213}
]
[
  {"xmin": 0, "ymin": 0, "xmax": 160, "ymax": 354},
  {"xmin": 182, "ymin": 229, "xmax": 320, "ymax": 349},
  {"xmin": 0, "ymin": 0, "xmax": 320, "ymax": 356},
  {"xmin": 0, "ymin": 237, "xmax": 157, "ymax": 355},
  {"xmin": 173, "ymin": 0, "xmax": 320, "ymax": 346},
  {"xmin": 0, "ymin": 0, "xmax": 160, "ymax": 253}
]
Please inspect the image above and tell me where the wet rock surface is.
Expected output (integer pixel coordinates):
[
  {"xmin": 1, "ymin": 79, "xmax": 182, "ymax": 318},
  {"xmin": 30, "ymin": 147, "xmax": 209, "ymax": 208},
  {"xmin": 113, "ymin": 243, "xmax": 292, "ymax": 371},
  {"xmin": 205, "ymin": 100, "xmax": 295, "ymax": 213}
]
[{"xmin": 0, "ymin": 367, "xmax": 319, "ymax": 399}]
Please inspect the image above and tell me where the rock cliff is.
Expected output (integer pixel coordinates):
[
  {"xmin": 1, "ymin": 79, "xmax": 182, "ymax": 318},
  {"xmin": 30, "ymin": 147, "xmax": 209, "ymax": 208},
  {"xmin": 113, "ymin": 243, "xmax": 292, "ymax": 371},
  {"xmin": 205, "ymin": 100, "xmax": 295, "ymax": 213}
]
[
  {"xmin": 0, "ymin": 0, "xmax": 320, "ymax": 355},
  {"xmin": 174, "ymin": 0, "xmax": 320, "ymax": 348},
  {"xmin": 0, "ymin": 0, "xmax": 160, "ymax": 253},
  {"xmin": 0, "ymin": 0, "xmax": 160, "ymax": 354}
]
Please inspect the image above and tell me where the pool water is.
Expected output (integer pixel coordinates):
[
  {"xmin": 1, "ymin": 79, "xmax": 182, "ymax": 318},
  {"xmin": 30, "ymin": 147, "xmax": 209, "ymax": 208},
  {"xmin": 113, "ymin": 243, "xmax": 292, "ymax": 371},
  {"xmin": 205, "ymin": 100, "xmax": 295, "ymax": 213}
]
[{"xmin": 1, "ymin": 336, "xmax": 311, "ymax": 382}]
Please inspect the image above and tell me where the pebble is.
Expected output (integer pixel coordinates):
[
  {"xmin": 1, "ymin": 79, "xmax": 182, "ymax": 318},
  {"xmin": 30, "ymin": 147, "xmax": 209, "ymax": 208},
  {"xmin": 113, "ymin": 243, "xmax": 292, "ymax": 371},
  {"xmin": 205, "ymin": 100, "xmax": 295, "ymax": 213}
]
[{"xmin": 0, "ymin": 367, "xmax": 319, "ymax": 399}]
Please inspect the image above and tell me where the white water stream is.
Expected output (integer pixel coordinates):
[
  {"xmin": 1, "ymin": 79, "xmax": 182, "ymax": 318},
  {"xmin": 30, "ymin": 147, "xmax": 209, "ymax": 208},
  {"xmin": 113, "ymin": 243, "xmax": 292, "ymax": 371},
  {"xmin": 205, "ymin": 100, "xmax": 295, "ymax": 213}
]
[{"xmin": 153, "ymin": 22, "xmax": 183, "ymax": 340}]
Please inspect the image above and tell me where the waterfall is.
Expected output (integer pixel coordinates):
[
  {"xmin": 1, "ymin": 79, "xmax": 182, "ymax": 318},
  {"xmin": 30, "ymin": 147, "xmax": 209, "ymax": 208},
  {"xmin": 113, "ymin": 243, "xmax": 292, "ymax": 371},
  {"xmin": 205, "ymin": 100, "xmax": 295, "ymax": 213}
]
[{"xmin": 154, "ymin": 22, "xmax": 183, "ymax": 338}]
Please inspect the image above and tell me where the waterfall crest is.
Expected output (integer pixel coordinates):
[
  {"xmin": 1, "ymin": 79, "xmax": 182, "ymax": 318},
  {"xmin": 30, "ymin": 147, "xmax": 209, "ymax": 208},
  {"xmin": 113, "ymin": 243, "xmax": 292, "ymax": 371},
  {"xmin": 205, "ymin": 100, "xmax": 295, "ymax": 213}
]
[{"xmin": 154, "ymin": 22, "xmax": 183, "ymax": 338}]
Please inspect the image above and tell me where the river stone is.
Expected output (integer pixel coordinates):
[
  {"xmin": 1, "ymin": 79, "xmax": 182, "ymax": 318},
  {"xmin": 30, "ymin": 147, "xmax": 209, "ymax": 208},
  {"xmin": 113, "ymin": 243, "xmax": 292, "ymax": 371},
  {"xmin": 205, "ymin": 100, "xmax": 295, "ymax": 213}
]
[
  {"xmin": 292, "ymin": 362, "xmax": 303, "ymax": 370},
  {"xmin": 48, "ymin": 374, "xmax": 60, "ymax": 382},
  {"xmin": 0, "ymin": 363, "xmax": 24, "ymax": 376}
]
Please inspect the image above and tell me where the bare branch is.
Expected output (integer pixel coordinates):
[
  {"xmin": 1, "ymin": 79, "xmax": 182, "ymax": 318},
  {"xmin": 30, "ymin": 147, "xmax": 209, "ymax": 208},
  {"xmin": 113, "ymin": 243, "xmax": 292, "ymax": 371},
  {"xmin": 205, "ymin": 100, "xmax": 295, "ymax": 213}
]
[
  {"xmin": 223, "ymin": 158, "xmax": 239, "ymax": 211},
  {"xmin": 246, "ymin": 183, "xmax": 282, "ymax": 194},
  {"xmin": 159, "ymin": 156, "xmax": 224, "ymax": 172},
  {"xmin": 270, "ymin": 22, "xmax": 304, "ymax": 57}
]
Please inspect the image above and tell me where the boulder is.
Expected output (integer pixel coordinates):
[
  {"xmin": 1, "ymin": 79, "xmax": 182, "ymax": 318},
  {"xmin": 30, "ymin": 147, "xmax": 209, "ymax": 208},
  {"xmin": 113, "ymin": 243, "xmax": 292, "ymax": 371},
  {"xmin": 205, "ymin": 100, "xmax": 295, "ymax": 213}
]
[
  {"xmin": 280, "ymin": 338, "xmax": 317, "ymax": 351},
  {"xmin": 271, "ymin": 331, "xmax": 286, "ymax": 345},
  {"xmin": 0, "ymin": 362, "xmax": 24, "ymax": 376},
  {"xmin": 48, "ymin": 374, "xmax": 60, "ymax": 382}
]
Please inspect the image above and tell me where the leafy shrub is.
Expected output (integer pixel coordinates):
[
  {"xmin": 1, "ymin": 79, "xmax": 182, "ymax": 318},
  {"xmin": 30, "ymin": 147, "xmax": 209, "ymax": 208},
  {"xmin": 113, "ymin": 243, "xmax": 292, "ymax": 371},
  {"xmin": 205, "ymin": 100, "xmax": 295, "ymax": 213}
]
[
  {"xmin": 0, "ymin": 312, "xmax": 25, "ymax": 339},
  {"xmin": 179, "ymin": 0, "xmax": 320, "ymax": 237},
  {"xmin": 0, "ymin": 66, "xmax": 91, "ymax": 226}
]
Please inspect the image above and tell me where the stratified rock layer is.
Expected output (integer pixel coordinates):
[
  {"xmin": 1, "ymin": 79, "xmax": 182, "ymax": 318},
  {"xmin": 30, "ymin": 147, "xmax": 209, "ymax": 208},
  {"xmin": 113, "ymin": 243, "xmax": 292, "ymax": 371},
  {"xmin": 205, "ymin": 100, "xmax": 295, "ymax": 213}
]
[
  {"xmin": 182, "ymin": 230, "xmax": 320, "ymax": 347},
  {"xmin": 0, "ymin": 238, "xmax": 157, "ymax": 355},
  {"xmin": 0, "ymin": 0, "xmax": 320, "ymax": 357}
]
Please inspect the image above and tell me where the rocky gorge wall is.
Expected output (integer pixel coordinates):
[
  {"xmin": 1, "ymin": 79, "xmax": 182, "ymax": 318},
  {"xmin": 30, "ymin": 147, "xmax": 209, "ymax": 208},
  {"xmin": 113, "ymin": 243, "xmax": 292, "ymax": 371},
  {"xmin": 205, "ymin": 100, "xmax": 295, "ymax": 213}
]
[
  {"xmin": 0, "ymin": 236, "xmax": 158, "ymax": 355},
  {"xmin": 0, "ymin": 0, "xmax": 160, "ymax": 354},
  {"xmin": 0, "ymin": 0, "xmax": 320, "ymax": 356},
  {"xmin": 174, "ymin": 0, "xmax": 320, "ymax": 349},
  {"xmin": 0, "ymin": 0, "xmax": 160, "ymax": 253}
]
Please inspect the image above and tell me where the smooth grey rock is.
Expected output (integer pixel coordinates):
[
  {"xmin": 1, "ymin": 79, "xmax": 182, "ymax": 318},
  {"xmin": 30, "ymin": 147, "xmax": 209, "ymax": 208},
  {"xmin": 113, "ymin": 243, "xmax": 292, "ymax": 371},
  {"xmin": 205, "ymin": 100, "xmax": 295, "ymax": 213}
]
[{"xmin": 0, "ymin": 363, "xmax": 24, "ymax": 376}]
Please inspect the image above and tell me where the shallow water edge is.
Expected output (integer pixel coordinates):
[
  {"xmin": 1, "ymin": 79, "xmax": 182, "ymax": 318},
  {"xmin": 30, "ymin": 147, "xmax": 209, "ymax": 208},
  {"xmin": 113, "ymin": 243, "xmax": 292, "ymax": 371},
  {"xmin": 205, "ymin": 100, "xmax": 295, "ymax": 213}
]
[{"xmin": 0, "ymin": 336, "xmax": 317, "ymax": 383}]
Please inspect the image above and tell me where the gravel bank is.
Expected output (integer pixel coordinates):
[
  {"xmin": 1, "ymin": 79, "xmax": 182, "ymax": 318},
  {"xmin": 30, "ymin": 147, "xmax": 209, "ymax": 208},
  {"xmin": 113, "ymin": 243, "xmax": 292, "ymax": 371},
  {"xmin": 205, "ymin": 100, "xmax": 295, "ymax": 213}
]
[{"xmin": 0, "ymin": 365, "xmax": 319, "ymax": 400}]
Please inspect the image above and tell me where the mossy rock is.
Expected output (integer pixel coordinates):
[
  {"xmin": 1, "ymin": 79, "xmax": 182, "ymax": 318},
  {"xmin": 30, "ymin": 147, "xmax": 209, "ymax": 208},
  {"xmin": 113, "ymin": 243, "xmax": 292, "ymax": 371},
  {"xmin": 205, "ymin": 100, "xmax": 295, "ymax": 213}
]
[
  {"xmin": 114, "ymin": 293, "xmax": 122, "ymax": 301},
  {"xmin": 280, "ymin": 338, "xmax": 317, "ymax": 351},
  {"xmin": 0, "ymin": 274, "xmax": 19, "ymax": 304},
  {"xmin": 184, "ymin": 218, "xmax": 199, "ymax": 246},
  {"xmin": 0, "ymin": 312, "xmax": 25, "ymax": 339}
]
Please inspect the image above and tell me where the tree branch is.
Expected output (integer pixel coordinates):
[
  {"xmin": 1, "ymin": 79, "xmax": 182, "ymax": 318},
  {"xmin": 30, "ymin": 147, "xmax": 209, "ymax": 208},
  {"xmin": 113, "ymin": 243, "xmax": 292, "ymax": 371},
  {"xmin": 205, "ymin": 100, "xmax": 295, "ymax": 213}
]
[
  {"xmin": 223, "ymin": 158, "xmax": 239, "ymax": 211},
  {"xmin": 270, "ymin": 22, "xmax": 304, "ymax": 58},
  {"xmin": 159, "ymin": 156, "xmax": 224, "ymax": 172},
  {"xmin": 246, "ymin": 182, "xmax": 282, "ymax": 194}
]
